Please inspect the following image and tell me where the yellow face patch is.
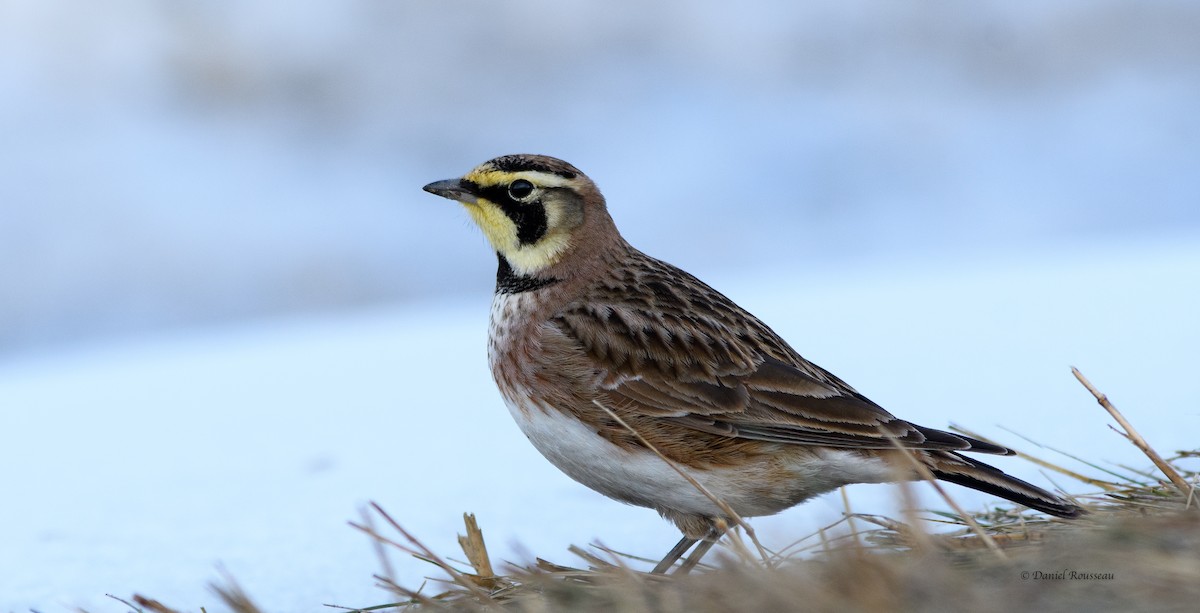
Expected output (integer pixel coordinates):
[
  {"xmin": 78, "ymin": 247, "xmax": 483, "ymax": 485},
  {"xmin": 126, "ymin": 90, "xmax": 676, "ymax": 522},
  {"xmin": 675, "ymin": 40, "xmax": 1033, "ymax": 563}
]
[
  {"xmin": 457, "ymin": 168, "xmax": 580, "ymax": 276},
  {"xmin": 461, "ymin": 198, "xmax": 519, "ymax": 253}
]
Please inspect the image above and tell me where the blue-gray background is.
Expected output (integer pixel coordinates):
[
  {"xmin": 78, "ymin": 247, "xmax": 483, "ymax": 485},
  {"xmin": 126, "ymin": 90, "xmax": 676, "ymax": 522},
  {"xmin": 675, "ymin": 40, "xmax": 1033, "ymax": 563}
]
[{"xmin": 4, "ymin": 0, "xmax": 1197, "ymax": 355}]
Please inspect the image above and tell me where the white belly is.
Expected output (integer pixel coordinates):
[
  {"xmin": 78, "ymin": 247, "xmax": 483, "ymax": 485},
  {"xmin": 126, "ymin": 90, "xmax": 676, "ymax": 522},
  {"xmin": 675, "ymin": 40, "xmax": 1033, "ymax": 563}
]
[{"xmin": 500, "ymin": 394, "xmax": 894, "ymax": 519}]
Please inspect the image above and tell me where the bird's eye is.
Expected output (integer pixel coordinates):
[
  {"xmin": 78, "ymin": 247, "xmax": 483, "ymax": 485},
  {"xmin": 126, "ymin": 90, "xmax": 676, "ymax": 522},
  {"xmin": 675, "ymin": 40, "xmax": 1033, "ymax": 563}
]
[{"xmin": 508, "ymin": 179, "xmax": 535, "ymax": 200}]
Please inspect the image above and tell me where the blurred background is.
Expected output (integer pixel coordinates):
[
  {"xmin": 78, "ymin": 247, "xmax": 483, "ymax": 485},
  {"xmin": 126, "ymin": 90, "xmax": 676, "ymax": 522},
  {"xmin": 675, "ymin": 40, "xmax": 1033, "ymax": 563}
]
[
  {"xmin": 3, "ymin": 0, "xmax": 1197, "ymax": 355},
  {"xmin": 3, "ymin": 1, "xmax": 1199, "ymax": 610}
]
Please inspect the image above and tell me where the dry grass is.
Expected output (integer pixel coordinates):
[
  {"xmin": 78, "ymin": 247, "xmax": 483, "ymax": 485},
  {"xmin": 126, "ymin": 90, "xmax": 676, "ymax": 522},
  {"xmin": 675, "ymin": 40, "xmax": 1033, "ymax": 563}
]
[
  {"xmin": 342, "ymin": 457, "xmax": 1198, "ymax": 613},
  {"xmin": 132, "ymin": 370, "xmax": 1199, "ymax": 613}
]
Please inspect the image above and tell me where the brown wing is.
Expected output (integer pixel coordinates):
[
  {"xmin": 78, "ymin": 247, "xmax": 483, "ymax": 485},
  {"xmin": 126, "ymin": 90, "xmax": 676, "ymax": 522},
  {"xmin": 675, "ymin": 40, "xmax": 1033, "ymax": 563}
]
[{"xmin": 550, "ymin": 249, "xmax": 1009, "ymax": 454}]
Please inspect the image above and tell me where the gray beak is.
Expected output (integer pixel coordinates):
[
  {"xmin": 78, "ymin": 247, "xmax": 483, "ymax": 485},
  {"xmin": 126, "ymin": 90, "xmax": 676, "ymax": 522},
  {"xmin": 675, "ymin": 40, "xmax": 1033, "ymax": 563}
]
[{"xmin": 422, "ymin": 178, "xmax": 478, "ymax": 205}]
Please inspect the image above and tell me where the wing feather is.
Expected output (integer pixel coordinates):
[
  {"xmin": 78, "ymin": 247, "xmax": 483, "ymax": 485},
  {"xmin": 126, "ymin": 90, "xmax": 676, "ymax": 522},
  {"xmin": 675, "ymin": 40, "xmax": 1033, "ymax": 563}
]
[{"xmin": 549, "ymin": 249, "xmax": 1009, "ymax": 454}]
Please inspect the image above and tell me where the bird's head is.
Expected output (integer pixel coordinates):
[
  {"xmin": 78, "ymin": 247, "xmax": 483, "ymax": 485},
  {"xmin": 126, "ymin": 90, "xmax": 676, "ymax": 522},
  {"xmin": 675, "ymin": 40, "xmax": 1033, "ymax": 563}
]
[{"xmin": 423, "ymin": 154, "xmax": 612, "ymax": 277}]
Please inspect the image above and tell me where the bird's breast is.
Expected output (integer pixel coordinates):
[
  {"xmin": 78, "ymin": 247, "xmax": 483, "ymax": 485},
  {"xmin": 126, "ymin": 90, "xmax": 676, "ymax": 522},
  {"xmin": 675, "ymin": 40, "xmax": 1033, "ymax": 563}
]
[
  {"xmin": 487, "ymin": 291, "xmax": 533, "ymax": 372},
  {"xmin": 487, "ymin": 291, "xmax": 553, "ymax": 413}
]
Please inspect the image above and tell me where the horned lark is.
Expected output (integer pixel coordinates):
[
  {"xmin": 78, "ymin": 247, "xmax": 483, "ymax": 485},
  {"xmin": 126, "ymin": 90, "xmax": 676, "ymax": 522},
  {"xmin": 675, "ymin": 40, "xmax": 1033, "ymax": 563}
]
[{"xmin": 424, "ymin": 154, "xmax": 1081, "ymax": 571}]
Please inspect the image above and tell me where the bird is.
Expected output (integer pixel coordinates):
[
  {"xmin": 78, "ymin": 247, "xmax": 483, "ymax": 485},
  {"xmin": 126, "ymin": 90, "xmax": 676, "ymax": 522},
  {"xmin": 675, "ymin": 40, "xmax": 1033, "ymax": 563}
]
[{"xmin": 423, "ymin": 154, "xmax": 1082, "ymax": 573}]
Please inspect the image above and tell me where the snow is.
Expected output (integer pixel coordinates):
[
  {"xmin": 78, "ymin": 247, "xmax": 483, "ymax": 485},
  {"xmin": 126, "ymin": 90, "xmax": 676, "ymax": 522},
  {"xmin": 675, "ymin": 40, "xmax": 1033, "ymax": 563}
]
[{"xmin": 2, "ymin": 237, "xmax": 1197, "ymax": 611}]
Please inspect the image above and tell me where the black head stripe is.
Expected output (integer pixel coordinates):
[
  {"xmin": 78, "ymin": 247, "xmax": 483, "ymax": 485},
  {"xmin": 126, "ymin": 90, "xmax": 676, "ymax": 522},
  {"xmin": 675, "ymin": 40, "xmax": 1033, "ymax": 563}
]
[
  {"xmin": 487, "ymin": 155, "xmax": 578, "ymax": 179},
  {"xmin": 473, "ymin": 183, "xmax": 549, "ymax": 246}
]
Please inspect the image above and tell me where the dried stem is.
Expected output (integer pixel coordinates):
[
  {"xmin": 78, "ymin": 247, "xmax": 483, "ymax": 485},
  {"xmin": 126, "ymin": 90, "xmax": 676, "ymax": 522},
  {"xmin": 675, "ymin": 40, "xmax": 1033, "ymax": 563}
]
[
  {"xmin": 458, "ymin": 513, "xmax": 497, "ymax": 582},
  {"xmin": 1071, "ymin": 367, "xmax": 1193, "ymax": 497},
  {"xmin": 350, "ymin": 502, "xmax": 499, "ymax": 606},
  {"xmin": 840, "ymin": 486, "xmax": 865, "ymax": 551}
]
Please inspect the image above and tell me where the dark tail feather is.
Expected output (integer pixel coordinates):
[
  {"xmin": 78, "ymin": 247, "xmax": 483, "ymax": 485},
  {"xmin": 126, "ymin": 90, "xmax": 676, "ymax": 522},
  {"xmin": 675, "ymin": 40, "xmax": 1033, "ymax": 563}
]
[
  {"xmin": 930, "ymin": 452, "xmax": 1084, "ymax": 519},
  {"xmin": 913, "ymin": 424, "xmax": 1015, "ymax": 456}
]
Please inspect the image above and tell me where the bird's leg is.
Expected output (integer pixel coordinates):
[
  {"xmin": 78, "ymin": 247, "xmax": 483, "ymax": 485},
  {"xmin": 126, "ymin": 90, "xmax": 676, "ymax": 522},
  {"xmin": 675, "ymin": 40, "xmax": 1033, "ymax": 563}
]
[
  {"xmin": 651, "ymin": 536, "xmax": 697, "ymax": 574},
  {"xmin": 651, "ymin": 536, "xmax": 721, "ymax": 575},
  {"xmin": 675, "ymin": 539, "xmax": 717, "ymax": 575}
]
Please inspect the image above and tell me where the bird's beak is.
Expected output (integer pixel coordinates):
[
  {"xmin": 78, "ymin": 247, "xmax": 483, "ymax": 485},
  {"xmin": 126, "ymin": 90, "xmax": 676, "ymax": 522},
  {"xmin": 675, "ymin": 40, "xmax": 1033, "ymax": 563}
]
[{"xmin": 422, "ymin": 178, "xmax": 479, "ymax": 205}]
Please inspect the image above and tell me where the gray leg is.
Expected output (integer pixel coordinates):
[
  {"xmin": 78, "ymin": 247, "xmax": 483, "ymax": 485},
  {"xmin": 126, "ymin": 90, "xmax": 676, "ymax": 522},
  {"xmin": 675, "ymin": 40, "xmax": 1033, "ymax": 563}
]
[
  {"xmin": 675, "ymin": 539, "xmax": 717, "ymax": 575},
  {"xmin": 651, "ymin": 536, "xmax": 697, "ymax": 574}
]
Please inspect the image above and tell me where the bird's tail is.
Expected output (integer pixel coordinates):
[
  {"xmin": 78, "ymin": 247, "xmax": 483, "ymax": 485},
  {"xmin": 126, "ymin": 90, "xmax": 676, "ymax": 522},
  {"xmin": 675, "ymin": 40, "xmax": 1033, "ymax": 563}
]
[{"xmin": 929, "ymin": 452, "xmax": 1084, "ymax": 519}]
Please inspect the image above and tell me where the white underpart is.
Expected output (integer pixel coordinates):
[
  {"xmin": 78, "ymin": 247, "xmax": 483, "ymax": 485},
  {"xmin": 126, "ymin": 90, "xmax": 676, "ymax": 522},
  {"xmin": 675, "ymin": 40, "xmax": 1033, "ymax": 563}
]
[{"xmin": 502, "ymin": 393, "xmax": 896, "ymax": 519}]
